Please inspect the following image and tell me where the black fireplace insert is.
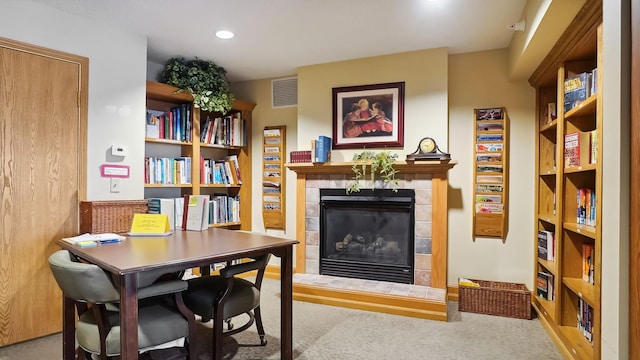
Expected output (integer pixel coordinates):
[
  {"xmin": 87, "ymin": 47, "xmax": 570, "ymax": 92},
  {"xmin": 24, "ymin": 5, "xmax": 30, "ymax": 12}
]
[{"xmin": 319, "ymin": 188, "xmax": 415, "ymax": 284}]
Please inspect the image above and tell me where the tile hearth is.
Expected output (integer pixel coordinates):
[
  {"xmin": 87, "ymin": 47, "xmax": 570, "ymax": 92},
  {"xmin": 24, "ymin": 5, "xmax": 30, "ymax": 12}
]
[{"xmin": 293, "ymin": 273, "xmax": 446, "ymax": 302}]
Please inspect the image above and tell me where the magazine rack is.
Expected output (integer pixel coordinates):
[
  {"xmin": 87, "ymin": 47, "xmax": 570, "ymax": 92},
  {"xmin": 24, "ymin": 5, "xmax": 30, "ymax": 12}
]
[
  {"xmin": 262, "ymin": 126, "xmax": 286, "ymax": 230},
  {"xmin": 472, "ymin": 107, "xmax": 509, "ymax": 239}
]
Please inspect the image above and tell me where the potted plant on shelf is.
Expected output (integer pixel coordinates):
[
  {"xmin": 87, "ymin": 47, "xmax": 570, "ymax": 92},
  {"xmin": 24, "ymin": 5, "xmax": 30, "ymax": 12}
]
[
  {"xmin": 159, "ymin": 57, "xmax": 235, "ymax": 114},
  {"xmin": 347, "ymin": 150, "xmax": 399, "ymax": 194}
]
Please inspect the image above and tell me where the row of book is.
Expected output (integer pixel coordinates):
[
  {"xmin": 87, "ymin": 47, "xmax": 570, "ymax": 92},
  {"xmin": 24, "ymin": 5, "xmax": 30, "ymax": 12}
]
[
  {"xmin": 310, "ymin": 135, "xmax": 332, "ymax": 163},
  {"xmin": 147, "ymin": 194, "xmax": 241, "ymax": 231},
  {"xmin": 200, "ymin": 113, "xmax": 246, "ymax": 147},
  {"xmin": 564, "ymin": 130, "xmax": 597, "ymax": 168},
  {"xmin": 537, "ymin": 230, "xmax": 555, "ymax": 261},
  {"xmin": 564, "ymin": 68, "xmax": 598, "ymax": 113},
  {"xmin": 289, "ymin": 150, "xmax": 313, "ymax": 163},
  {"xmin": 576, "ymin": 187, "xmax": 597, "ymax": 227},
  {"xmin": 583, "ymin": 244, "xmax": 595, "ymax": 284},
  {"xmin": 146, "ymin": 106, "xmax": 192, "ymax": 142},
  {"xmin": 578, "ymin": 299, "xmax": 594, "ymax": 343},
  {"xmin": 536, "ymin": 271, "xmax": 555, "ymax": 301},
  {"xmin": 201, "ymin": 155, "xmax": 242, "ymax": 185},
  {"xmin": 144, "ymin": 157, "xmax": 192, "ymax": 185}
]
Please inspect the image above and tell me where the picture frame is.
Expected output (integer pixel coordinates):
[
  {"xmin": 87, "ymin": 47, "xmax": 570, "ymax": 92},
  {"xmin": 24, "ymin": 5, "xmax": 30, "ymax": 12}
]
[{"xmin": 332, "ymin": 82, "xmax": 405, "ymax": 149}]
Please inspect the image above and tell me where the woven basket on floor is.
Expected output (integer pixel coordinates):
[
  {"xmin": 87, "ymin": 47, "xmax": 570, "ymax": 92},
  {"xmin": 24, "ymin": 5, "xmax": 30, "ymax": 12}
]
[
  {"xmin": 458, "ymin": 278, "xmax": 532, "ymax": 319},
  {"xmin": 79, "ymin": 200, "xmax": 148, "ymax": 234}
]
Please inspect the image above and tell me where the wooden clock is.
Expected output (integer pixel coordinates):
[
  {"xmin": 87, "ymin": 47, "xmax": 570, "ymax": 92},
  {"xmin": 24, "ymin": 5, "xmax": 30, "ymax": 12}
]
[{"xmin": 406, "ymin": 137, "xmax": 451, "ymax": 161}]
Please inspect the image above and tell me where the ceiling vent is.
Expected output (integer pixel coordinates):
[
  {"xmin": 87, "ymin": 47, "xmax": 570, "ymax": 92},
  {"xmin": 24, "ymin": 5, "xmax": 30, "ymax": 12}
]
[{"xmin": 272, "ymin": 77, "xmax": 298, "ymax": 108}]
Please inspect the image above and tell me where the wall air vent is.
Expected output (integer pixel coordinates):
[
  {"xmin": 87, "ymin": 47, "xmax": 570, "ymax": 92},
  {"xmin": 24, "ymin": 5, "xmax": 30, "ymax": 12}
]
[{"xmin": 272, "ymin": 77, "xmax": 298, "ymax": 108}]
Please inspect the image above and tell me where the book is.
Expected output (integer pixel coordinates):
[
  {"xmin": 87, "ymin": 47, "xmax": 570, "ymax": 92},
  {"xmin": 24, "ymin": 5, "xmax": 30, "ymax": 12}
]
[
  {"xmin": 174, "ymin": 197, "xmax": 184, "ymax": 230},
  {"xmin": 582, "ymin": 244, "xmax": 595, "ymax": 284},
  {"xmin": 564, "ymin": 72, "xmax": 592, "ymax": 113},
  {"xmin": 474, "ymin": 202, "xmax": 503, "ymax": 214},
  {"xmin": 476, "ymin": 143, "xmax": 503, "ymax": 152},
  {"xmin": 537, "ymin": 230, "xmax": 555, "ymax": 261},
  {"xmin": 146, "ymin": 110, "xmax": 162, "ymax": 138},
  {"xmin": 315, "ymin": 135, "xmax": 332, "ymax": 163},
  {"xmin": 590, "ymin": 129, "xmax": 597, "ymax": 164},
  {"xmin": 147, "ymin": 198, "xmax": 176, "ymax": 230},
  {"xmin": 564, "ymin": 131, "xmax": 591, "ymax": 168},
  {"xmin": 537, "ymin": 271, "xmax": 554, "ymax": 300},
  {"xmin": 225, "ymin": 154, "xmax": 242, "ymax": 184},
  {"xmin": 62, "ymin": 233, "xmax": 125, "ymax": 246},
  {"xmin": 546, "ymin": 102, "xmax": 557, "ymax": 124},
  {"xmin": 183, "ymin": 195, "xmax": 210, "ymax": 231}
]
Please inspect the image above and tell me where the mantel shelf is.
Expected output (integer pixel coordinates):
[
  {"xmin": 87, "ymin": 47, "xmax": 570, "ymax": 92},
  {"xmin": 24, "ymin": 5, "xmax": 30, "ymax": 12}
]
[{"xmin": 286, "ymin": 160, "xmax": 458, "ymax": 175}]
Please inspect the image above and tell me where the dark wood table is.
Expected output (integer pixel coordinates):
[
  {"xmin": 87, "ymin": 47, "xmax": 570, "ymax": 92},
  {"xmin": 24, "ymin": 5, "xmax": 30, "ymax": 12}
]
[{"xmin": 57, "ymin": 228, "xmax": 298, "ymax": 360}]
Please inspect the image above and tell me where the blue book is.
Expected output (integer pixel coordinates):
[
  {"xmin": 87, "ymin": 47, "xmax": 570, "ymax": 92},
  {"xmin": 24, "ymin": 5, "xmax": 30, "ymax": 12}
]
[{"xmin": 316, "ymin": 135, "xmax": 332, "ymax": 163}]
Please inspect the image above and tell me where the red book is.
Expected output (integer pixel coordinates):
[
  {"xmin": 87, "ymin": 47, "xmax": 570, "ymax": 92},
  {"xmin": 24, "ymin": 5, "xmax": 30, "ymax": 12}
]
[{"xmin": 564, "ymin": 131, "xmax": 591, "ymax": 168}]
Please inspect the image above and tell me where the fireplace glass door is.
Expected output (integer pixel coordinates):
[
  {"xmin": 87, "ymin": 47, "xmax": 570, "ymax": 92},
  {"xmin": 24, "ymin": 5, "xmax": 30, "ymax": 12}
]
[{"xmin": 319, "ymin": 189, "xmax": 415, "ymax": 284}]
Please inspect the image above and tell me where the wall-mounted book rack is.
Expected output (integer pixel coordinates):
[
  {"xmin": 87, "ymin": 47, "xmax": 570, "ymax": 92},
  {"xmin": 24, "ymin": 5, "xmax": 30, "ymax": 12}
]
[
  {"xmin": 262, "ymin": 126, "xmax": 286, "ymax": 230},
  {"xmin": 472, "ymin": 107, "xmax": 509, "ymax": 239}
]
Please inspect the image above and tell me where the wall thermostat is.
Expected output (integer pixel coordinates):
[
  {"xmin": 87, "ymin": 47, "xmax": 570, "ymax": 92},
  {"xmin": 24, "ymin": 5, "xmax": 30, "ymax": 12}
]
[{"xmin": 111, "ymin": 144, "xmax": 128, "ymax": 156}]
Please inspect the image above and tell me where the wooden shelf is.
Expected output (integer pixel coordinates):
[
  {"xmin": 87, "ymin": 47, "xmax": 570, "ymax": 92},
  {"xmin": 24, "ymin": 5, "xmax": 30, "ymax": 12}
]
[
  {"xmin": 144, "ymin": 80, "xmax": 255, "ymax": 231},
  {"xmin": 471, "ymin": 107, "xmax": 509, "ymax": 239},
  {"xmin": 530, "ymin": 1, "xmax": 602, "ymax": 358},
  {"xmin": 563, "ymin": 277, "xmax": 597, "ymax": 306},
  {"xmin": 144, "ymin": 183, "xmax": 192, "ymax": 188}
]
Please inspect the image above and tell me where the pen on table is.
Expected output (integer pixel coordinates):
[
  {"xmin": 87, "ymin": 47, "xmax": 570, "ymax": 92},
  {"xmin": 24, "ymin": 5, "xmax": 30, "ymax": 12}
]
[{"xmin": 98, "ymin": 239, "xmax": 123, "ymax": 244}]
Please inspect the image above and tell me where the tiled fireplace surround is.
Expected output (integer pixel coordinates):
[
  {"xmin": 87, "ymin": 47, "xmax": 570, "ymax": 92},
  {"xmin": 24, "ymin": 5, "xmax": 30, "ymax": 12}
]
[
  {"xmin": 304, "ymin": 174, "xmax": 433, "ymax": 286},
  {"xmin": 288, "ymin": 161, "xmax": 456, "ymax": 321}
]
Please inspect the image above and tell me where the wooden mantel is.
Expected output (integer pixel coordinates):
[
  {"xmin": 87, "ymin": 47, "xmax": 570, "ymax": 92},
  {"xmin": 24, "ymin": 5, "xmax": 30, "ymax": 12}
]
[
  {"xmin": 286, "ymin": 159, "xmax": 457, "ymax": 320},
  {"xmin": 286, "ymin": 159, "xmax": 457, "ymax": 175}
]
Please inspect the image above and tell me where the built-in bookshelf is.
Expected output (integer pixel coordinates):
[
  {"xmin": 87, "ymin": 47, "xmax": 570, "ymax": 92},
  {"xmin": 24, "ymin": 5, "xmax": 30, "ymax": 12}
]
[
  {"xmin": 144, "ymin": 81, "xmax": 255, "ymax": 230},
  {"xmin": 472, "ymin": 107, "xmax": 509, "ymax": 239},
  {"xmin": 529, "ymin": 1, "xmax": 602, "ymax": 358}
]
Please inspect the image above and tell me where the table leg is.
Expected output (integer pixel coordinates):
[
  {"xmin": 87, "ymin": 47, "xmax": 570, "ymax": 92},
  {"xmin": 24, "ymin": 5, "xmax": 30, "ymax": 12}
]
[
  {"xmin": 62, "ymin": 296, "xmax": 75, "ymax": 360},
  {"xmin": 281, "ymin": 246, "xmax": 293, "ymax": 360},
  {"xmin": 120, "ymin": 273, "xmax": 139, "ymax": 359}
]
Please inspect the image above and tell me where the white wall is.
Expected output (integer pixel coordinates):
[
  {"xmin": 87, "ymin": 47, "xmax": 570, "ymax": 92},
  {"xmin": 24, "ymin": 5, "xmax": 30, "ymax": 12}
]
[
  {"xmin": 297, "ymin": 48, "xmax": 449, "ymax": 161},
  {"xmin": 0, "ymin": 0, "xmax": 147, "ymax": 200},
  {"xmin": 448, "ymin": 49, "xmax": 536, "ymax": 288},
  {"xmin": 600, "ymin": 0, "xmax": 630, "ymax": 358},
  {"xmin": 231, "ymin": 78, "xmax": 299, "ymax": 239}
]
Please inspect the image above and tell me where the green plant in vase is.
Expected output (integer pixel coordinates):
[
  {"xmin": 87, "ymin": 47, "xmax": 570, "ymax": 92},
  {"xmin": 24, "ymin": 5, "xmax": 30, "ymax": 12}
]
[
  {"xmin": 346, "ymin": 150, "xmax": 399, "ymax": 194},
  {"xmin": 160, "ymin": 57, "xmax": 235, "ymax": 114}
]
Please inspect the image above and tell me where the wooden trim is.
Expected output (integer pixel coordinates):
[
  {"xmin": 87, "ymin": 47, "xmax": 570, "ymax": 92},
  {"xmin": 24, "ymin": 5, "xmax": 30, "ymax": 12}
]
[
  {"xmin": 447, "ymin": 285, "xmax": 459, "ymax": 302},
  {"xmin": 295, "ymin": 174, "xmax": 307, "ymax": 274},
  {"xmin": 431, "ymin": 173, "xmax": 448, "ymax": 289},
  {"xmin": 630, "ymin": 0, "xmax": 640, "ymax": 357},
  {"xmin": 288, "ymin": 161, "xmax": 456, "ymax": 291},
  {"xmin": 293, "ymin": 283, "xmax": 447, "ymax": 321},
  {"xmin": 286, "ymin": 160, "xmax": 457, "ymax": 175},
  {"xmin": 528, "ymin": 0, "xmax": 602, "ymax": 87}
]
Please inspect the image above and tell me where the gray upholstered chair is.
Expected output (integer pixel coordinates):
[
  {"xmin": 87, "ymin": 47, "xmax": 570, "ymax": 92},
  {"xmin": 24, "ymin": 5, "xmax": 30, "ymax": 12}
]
[
  {"xmin": 183, "ymin": 254, "xmax": 271, "ymax": 346},
  {"xmin": 48, "ymin": 250, "xmax": 197, "ymax": 360}
]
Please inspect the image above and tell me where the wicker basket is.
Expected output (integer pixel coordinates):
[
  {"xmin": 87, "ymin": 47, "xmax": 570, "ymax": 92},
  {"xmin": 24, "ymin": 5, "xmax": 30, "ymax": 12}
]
[
  {"xmin": 458, "ymin": 278, "xmax": 532, "ymax": 319},
  {"xmin": 79, "ymin": 200, "xmax": 148, "ymax": 234}
]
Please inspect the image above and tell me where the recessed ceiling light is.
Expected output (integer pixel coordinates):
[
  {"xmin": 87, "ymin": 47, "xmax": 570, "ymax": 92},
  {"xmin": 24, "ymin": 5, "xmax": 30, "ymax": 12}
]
[{"xmin": 215, "ymin": 30, "xmax": 234, "ymax": 40}]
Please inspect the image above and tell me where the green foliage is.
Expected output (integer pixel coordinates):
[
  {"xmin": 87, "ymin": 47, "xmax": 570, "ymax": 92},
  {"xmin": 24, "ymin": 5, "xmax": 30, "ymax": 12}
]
[
  {"xmin": 160, "ymin": 57, "xmax": 235, "ymax": 114},
  {"xmin": 346, "ymin": 151, "xmax": 399, "ymax": 194}
]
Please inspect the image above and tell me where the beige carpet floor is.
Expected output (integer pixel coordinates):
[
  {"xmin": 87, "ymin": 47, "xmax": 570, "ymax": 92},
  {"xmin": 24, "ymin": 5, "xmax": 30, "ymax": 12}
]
[{"xmin": 0, "ymin": 278, "xmax": 562, "ymax": 360}]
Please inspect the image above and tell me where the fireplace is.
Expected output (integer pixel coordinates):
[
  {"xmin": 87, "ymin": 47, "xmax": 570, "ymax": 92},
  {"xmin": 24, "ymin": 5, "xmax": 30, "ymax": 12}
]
[{"xmin": 319, "ymin": 188, "xmax": 415, "ymax": 284}]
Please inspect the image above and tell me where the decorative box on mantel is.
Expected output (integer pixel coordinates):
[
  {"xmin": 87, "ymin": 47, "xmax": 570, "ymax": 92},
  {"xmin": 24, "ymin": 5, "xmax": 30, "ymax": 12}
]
[{"xmin": 287, "ymin": 159, "xmax": 457, "ymax": 321}]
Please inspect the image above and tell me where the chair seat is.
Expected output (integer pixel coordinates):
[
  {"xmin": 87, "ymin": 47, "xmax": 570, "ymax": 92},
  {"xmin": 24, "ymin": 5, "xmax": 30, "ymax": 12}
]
[
  {"xmin": 183, "ymin": 276, "xmax": 260, "ymax": 320},
  {"xmin": 76, "ymin": 301, "xmax": 189, "ymax": 357}
]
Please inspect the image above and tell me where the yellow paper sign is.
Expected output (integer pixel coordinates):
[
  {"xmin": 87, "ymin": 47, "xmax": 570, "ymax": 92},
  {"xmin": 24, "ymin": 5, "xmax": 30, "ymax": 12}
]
[{"xmin": 129, "ymin": 213, "xmax": 171, "ymax": 236}]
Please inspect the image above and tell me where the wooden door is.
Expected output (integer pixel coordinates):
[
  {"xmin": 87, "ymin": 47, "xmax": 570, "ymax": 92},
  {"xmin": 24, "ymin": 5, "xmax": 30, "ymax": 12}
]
[{"xmin": 0, "ymin": 38, "xmax": 87, "ymax": 346}]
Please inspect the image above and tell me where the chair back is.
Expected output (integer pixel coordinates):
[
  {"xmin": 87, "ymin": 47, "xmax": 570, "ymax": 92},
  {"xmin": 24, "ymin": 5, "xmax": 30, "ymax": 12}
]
[{"xmin": 48, "ymin": 250, "xmax": 120, "ymax": 303}]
